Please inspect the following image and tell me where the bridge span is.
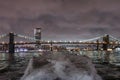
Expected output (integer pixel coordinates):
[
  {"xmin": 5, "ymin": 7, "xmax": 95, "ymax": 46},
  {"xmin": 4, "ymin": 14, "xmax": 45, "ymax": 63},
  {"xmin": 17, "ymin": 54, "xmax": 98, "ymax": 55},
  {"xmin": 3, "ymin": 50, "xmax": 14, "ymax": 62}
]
[{"xmin": 0, "ymin": 28, "xmax": 120, "ymax": 64}]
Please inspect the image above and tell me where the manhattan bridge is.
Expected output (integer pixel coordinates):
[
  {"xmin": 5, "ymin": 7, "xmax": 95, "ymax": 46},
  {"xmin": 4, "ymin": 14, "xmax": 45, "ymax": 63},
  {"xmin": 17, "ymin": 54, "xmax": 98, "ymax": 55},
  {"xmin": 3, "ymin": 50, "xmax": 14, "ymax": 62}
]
[{"xmin": 0, "ymin": 28, "xmax": 120, "ymax": 66}]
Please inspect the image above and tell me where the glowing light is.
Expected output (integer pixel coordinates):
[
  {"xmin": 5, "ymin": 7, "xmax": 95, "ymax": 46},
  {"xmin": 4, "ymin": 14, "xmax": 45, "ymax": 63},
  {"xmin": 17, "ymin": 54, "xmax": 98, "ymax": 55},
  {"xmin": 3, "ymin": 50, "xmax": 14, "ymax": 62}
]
[
  {"xmin": 107, "ymin": 48, "xmax": 112, "ymax": 51},
  {"xmin": 74, "ymin": 40, "xmax": 77, "ymax": 42},
  {"xmin": 64, "ymin": 40, "xmax": 67, "ymax": 42},
  {"xmin": 79, "ymin": 41, "xmax": 82, "ymax": 43},
  {"xmin": 69, "ymin": 41, "xmax": 72, "ymax": 43},
  {"xmin": 14, "ymin": 41, "xmax": 17, "ymax": 44},
  {"xmin": 53, "ymin": 40, "xmax": 57, "ymax": 43},
  {"xmin": 20, "ymin": 41, "xmax": 23, "ymax": 43},
  {"xmin": 59, "ymin": 40, "xmax": 62, "ymax": 42},
  {"xmin": 24, "ymin": 49, "xmax": 28, "ymax": 52},
  {"xmin": 47, "ymin": 41, "xmax": 50, "ymax": 43},
  {"xmin": 2, "ymin": 41, "xmax": 5, "ymax": 44},
  {"xmin": 38, "ymin": 49, "xmax": 43, "ymax": 52}
]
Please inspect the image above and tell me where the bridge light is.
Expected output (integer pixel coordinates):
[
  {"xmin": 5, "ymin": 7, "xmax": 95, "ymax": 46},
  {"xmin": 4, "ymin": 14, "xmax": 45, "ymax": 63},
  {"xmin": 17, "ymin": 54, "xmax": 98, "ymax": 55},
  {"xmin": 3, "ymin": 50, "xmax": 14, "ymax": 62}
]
[
  {"xmin": 107, "ymin": 48, "xmax": 112, "ymax": 51},
  {"xmin": 24, "ymin": 49, "xmax": 28, "ymax": 52},
  {"xmin": 15, "ymin": 49, "xmax": 19, "ymax": 52},
  {"xmin": 20, "ymin": 48, "xmax": 24, "ymax": 52},
  {"xmin": 110, "ymin": 42, "xmax": 113, "ymax": 44},
  {"xmin": 14, "ymin": 41, "xmax": 17, "ymax": 44},
  {"xmin": 2, "ymin": 41, "xmax": 5, "ymax": 44},
  {"xmin": 53, "ymin": 40, "xmax": 56, "ymax": 43},
  {"xmin": 47, "ymin": 41, "xmax": 50, "ymax": 43},
  {"xmin": 38, "ymin": 49, "xmax": 43, "ymax": 52},
  {"xmin": 64, "ymin": 40, "xmax": 67, "ymax": 42},
  {"xmin": 20, "ymin": 41, "xmax": 23, "ymax": 43},
  {"xmin": 115, "ymin": 41, "xmax": 119, "ymax": 44},
  {"xmin": 59, "ymin": 40, "xmax": 62, "ymax": 42},
  {"xmin": 74, "ymin": 40, "xmax": 77, "ymax": 42},
  {"xmin": 24, "ymin": 36, "xmax": 27, "ymax": 39},
  {"xmin": 119, "ymin": 42, "xmax": 120, "ymax": 44}
]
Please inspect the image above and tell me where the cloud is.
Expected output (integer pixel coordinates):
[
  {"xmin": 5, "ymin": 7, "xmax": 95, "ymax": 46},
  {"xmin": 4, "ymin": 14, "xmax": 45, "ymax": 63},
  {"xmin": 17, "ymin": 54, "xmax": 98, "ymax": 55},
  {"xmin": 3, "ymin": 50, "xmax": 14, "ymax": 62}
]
[{"xmin": 0, "ymin": 0, "xmax": 120, "ymax": 40}]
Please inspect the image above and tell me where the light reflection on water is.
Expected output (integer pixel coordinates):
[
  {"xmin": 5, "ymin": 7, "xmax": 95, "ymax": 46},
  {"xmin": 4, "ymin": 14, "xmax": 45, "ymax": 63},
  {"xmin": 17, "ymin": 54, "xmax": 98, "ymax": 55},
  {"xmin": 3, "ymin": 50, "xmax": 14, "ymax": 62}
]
[{"xmin": 1, "ymin": 50, "xmax": 120, "ymax": 63}]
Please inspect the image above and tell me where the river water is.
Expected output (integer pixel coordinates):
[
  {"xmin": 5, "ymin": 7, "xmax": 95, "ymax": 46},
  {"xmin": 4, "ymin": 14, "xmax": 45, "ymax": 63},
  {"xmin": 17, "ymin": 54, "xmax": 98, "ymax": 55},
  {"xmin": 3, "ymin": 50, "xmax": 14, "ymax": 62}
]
[{"xmin": 20, "ymin": 51, "xmax": 102, "ymax": 80}]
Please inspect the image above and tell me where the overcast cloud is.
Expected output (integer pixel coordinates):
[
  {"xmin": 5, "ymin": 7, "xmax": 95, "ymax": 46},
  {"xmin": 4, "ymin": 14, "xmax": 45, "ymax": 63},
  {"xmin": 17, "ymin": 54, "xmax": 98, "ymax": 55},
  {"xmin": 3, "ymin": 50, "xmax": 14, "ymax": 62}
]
[{"xmin": 0, "ymin": 0, "xmax": 120, "ymax": 40}]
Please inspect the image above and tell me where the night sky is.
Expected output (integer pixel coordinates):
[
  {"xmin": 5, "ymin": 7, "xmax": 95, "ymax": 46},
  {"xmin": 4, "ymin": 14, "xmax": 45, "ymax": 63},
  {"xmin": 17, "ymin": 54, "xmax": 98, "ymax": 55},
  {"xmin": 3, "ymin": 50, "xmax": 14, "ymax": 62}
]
[{"xmin": 0, "ymin": 0, "xmax": 120, "ymax": 41}]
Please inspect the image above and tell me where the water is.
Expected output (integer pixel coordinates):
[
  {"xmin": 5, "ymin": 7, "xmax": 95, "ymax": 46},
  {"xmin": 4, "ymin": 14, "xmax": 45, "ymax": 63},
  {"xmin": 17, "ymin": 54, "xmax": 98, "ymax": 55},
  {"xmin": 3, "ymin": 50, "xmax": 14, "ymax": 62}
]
[{"xmin": 21, "ymin": 52, "xmax": 102, "ymax": 80}]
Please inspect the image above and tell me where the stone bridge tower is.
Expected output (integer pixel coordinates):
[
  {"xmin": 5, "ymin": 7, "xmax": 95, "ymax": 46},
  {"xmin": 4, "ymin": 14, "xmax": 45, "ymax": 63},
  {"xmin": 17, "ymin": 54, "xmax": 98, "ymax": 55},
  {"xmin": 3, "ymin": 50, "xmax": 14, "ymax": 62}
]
[{"xmin": 34, "ymin": 28, "xmax": 41, "ymax": 49}]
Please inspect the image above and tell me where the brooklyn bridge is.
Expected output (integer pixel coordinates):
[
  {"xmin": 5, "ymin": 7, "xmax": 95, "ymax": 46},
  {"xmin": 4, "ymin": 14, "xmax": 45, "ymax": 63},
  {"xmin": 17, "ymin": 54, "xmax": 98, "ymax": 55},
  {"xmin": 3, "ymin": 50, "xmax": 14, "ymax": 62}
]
[{"xmin": 0, "ymin": 28, "xmax": 120, "ymax": 63}]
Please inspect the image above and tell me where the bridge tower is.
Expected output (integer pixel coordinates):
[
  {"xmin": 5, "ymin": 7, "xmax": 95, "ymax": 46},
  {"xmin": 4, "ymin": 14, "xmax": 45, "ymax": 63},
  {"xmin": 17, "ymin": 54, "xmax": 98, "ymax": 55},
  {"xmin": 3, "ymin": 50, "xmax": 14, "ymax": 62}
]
[
  {"xmin": 96, "ymin": 40, "xmax": 99, "ymax": 50},
  {"xmin": 34, "ymin": 28, "xmax": 41, "ymax": 49},
  {"xmin": 8, "ymin": 32, "xmax": 15, "ymax": 63},
  {"xmin": 103, "ymin": 34, "xmax": 110, "ymax": 63},
  {"xmin": 50, "ymin": 41, "xmax": 53, "ymax": 51},
  {"xmin": 103, "ymin": 34, "xmax": 109, "ymax": 50}
]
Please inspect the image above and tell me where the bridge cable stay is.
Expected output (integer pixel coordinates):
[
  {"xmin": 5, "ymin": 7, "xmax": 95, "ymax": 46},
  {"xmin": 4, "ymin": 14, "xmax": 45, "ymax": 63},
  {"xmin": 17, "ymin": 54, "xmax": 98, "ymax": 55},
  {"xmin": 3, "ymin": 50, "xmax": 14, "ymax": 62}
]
[
  {"xmin": 16, "ymin": 34, "xmax": 105, "ymax": 44},
  {"xmin": 0, "ymin": 34, "xmax": 8, "ymax": 40},
  {"xmin": 42, "ymin": 35, "xmax": 104, "ymax": 43},
  {"xmin": 109, "ymin": 35, "xmax": 120, "ymax": 42},
  {"xmin": 79, "ymin": 35, "xmax": 104, "ymax": 42},
  {"xmin": 15, "ymin": 34, "xmax": 39, "ymax": 41}
]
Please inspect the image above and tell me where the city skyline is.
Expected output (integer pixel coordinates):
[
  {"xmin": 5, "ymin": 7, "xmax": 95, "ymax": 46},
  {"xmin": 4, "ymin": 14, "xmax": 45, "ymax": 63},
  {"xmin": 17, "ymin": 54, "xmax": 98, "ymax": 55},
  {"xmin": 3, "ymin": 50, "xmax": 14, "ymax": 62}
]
[{"xmin": 0, "ymin": 0, "xmax": 120, "ymax": 40}]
